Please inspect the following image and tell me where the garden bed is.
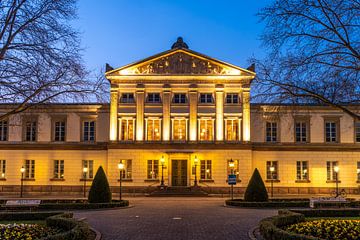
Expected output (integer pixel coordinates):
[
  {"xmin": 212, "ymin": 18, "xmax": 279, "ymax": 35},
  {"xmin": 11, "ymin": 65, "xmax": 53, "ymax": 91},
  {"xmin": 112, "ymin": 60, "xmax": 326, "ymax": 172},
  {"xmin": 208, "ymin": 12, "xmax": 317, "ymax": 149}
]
[{"xmin": 225, "ymin": 198, "xmax": 310, "ymax": 208}]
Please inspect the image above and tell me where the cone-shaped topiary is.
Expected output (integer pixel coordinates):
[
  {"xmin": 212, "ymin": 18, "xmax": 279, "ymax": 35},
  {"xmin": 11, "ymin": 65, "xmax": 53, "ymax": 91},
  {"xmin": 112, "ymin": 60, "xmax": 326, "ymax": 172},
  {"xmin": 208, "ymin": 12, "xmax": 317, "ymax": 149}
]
[
  {"xmin": 88, "ymin": 166, "xmax": 112, "ymax": 203},
  {"xmin": 244, "ymin": 168, "xmax": 268, "ymax": 202}
]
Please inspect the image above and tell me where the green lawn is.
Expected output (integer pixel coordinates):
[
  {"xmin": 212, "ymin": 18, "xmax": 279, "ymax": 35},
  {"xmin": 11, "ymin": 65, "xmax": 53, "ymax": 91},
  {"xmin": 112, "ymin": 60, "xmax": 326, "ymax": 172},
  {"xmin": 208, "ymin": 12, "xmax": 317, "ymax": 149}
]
[{"xmin": 0, "ymin": 220, "xmax": 46, "ymax": 225}]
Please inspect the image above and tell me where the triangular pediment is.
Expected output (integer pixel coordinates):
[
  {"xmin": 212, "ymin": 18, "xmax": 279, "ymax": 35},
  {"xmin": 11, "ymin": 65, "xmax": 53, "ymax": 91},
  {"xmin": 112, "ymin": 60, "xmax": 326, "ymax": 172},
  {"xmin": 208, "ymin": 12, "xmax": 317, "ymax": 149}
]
[{"xmin": 106, "ymin": 48, "xmax": 255, "ymax": 76}]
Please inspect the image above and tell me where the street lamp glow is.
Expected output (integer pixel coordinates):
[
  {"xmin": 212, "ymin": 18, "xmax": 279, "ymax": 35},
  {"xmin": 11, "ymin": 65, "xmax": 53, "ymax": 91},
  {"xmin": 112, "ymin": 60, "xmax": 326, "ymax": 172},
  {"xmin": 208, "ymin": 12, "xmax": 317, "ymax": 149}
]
[
  {"xmin": 20, "ymin": 166, "xmax": 25, "ymax": 173},
  {"xmin": 334, "ymin": 166, "xmax": 339, "ymax": 173},
  {"xmin": 83, "ymin": 167, "xmax": 88, "ymax": 173},
  {"xmin": 357, "ymin": 168, "xmax": 360, "ymax": 174},
  {"xmin": 118, "ymin": 162, "xmax": 124, "ymax": 170},
  {"xmin": 229, "ymin": 159, "xmax": 235, "ymax": 168},
  {"xmin": 160, "ymin": 155, "xmax": 165, "ymax": 165},
  {"xmin": 194, "ymin": 155, "xmax": 198, "ymax": 165},
  {"xmin": 269, "ymin": 166, "xmax": 275, "ymax": 172}
]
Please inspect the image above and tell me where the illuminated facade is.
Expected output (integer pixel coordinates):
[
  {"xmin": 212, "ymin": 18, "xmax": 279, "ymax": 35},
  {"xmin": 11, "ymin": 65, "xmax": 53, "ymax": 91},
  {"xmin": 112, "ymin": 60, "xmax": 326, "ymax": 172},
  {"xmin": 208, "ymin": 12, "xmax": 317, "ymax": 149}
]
[{"xmin": 1, "ymin": 38, "xmax": 360, "ymax": 196}]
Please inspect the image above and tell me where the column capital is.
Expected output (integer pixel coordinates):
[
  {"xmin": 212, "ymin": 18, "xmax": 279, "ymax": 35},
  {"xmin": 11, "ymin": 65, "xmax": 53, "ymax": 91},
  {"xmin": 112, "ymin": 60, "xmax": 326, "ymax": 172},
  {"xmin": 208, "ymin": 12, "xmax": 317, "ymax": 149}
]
[{"xmin": 215, "ymin": 84, "xmax": 224, "ymax": 91}]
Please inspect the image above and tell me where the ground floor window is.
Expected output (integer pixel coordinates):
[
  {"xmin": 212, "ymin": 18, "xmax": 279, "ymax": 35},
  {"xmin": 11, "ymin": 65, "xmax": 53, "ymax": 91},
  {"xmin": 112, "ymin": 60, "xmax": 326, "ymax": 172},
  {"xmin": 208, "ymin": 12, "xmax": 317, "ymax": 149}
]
[
  {"xmin": 227, "ymin": 159, "xmax": 240, "ymax": 180},
  {"xmin": 82, "ymin": 160, "xmax": 94, "ymax": 179},
  {"xmin": 25, "ymin": 160, "xmax": 35, "ymax": 179},
  {"xmin": 357, "ymin": 161, "xmax": 360, "ymax": 181},
  {"xmin": 53, "ymin": 160, "xmax": 64, "ymax": 179},
  {"xmin": 266, "ymin": 161, "xmax": 278, "ymax": 180},
  {"xmin": 147, "ymin": 160, "xmax": 159, "ymax": 179},
  {"xmin": 172, "ymin": 118, "xmax": 188, "ymax": 141},
  {"xmin": 326, "ymin": 161, "xmax": 338, "ymax": 181},
  {"xmin": 200, "ymin": 160, "xmax": 212, "ymax": 180},
  {"xmin": 225, "ymin": 119, "xmax": 240, "ymax": 141},
  {"xmin": 198, "ymin": 118, "xmax": 214, "ymax": 141},
  {"xmin": 0, "ymin": 160, "xmax": 5, "ymax": 179},
  {"xmin": 119, "ymin": 118, "xmax": 135, "ymax": 141},
  {"xmin": 296, "ymin": 161, "xmax": 308, "ymax": 180},
  {"xmin": 119, "ymin": 159, "xmax": 132, "ymax": 179}
]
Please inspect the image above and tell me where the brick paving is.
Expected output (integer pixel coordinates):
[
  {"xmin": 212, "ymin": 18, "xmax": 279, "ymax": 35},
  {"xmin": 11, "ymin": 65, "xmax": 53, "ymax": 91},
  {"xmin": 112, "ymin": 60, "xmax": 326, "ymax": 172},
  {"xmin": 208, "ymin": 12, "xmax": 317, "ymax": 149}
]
[{"xmin": 75, "ymin": 197, "xmax": 276, "ymax": 240}]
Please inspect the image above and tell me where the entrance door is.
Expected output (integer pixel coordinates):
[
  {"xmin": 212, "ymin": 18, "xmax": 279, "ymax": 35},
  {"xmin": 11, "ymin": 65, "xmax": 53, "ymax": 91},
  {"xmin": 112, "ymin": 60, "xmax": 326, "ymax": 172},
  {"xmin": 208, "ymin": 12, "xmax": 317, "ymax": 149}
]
[{"xmin": 172, "ymin": 160, "xmax": 187, "ymax": 186}]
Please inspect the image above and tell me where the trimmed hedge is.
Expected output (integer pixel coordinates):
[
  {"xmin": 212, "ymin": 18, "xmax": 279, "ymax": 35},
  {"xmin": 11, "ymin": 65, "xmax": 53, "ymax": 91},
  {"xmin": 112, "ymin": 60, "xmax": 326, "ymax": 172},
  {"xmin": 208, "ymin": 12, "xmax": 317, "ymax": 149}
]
[
  {"xmin": 0, "ymin": 211, "xmax": 64, "ymax": 221},
  {"xmin": 244, "ymin": 168, "xmax": 268, "ymax": 202},
  {"xmin": 291, "ymin": 209, "xmax": 360, "ymax": 218},
  {"xmin": 226, "ymin": 199, "xmax": 309, "ymax": 208},
  {"xmin": 88, "ymin": 166, "xmax": 112, "ymax": 203},
  {"xmin": 38, "ymin": 200, "xmax": 129, "ymax": 210}
]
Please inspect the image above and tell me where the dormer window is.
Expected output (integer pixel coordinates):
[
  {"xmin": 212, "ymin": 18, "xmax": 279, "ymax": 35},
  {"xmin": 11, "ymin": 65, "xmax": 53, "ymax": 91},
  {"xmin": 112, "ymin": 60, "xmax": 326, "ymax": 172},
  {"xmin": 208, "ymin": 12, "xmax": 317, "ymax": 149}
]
[
  {"xmin": 173, "ymin": 93, "xmax": 187, "ymax": 104},
  {"xmin": 120, "ymin": 93, "xmax": 135, "ymax": 103},
  {"xmin": 199, "ymin": 93, "xmax": 213, "ymax": 104},
  {"xmin": 226, "ymin": 93, "xmax": 239, "ymax": 104},
  {"xmin": 147, "ymin": 93, "xmax": 161, "ymax": 103}
]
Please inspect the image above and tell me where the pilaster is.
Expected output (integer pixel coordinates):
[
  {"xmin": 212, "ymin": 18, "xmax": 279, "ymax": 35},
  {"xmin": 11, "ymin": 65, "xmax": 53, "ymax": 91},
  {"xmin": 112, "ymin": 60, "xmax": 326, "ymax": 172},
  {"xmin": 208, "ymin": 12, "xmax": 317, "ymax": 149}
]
[
  {"xmin": 136, "ymin": 85, "xmax": 145, "ymax": 141},
  {"xmin": 242, "ymin": 88, "xmax": 251, "ymax": 142},
  {"xmin": 215, "ymin": 84, "xmax": 224, "ymax": 141},
  {"xmin": 109, "ymin": 86, "xmax": 118, "ymax": 141},
  {"xmin": 162, "ymin": 85, "xmax": 171, "ymax": 141},
  {"xmin": 189, "ymin": 84, "xmax": 198, "ymax": 141}
]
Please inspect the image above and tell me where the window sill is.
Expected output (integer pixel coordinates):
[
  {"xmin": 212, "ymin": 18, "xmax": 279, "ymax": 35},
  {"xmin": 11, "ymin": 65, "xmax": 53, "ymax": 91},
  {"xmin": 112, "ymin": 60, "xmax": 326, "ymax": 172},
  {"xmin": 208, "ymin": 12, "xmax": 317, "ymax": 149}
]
[
  {"xmin": 326, "ymin": 180, "xmax": 341, "ymax": 183},
  {"xmin": 118, "ymin": 179, "xmax": 133, "ymax": 182},
  {"xmin": 79, "ymin": 178, "xmax": 93, "ymax": 182},
  {"xmin": 199, "ymin": 179, "xmax": 214, "ymax": 183},
  {"xmin": 50, "ymin": 178, "xmax": 65, "ymax": 181},
  {"xmin": 265, "ymin": 179, "xmax": 280, "ymax": 183},
  {"xmin": 144, "ymin": 179, "xmax": 159, "ymax": 182},
  {"xmin": 295, "ymin": 180, "xmax": 311, "ymax": 183},
  {"xmin": 23, "ymin": 178, "xmax": 35, "ymax": 181}
]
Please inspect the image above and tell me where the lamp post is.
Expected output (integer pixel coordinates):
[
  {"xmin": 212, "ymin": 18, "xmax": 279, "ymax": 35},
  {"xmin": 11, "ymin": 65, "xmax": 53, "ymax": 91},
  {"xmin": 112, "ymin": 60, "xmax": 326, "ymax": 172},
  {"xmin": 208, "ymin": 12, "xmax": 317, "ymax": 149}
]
[
  {"xmin": 269, "ymin": 166, "xmax": 275, "ymax": 198},
  {"xmin": 118, "ymin": 162, "xmax": 124, "ymax": 201},
  {"xmin": 194, "ymin": 156, "xmax": 198, "ymax": 187},
  {"xmin": 229, "ymin": 159, "xmax": 235, "ymax": 200},
  {"xmin": 83, "ymin": 167, "xmax": 88, "ymax": 198},
  {"xmin": 160, "ymin": 155, "xmax": 165, "ymax": 187},
  {"xmin": 334, "ymin": 166, "xmax": 339, "ymax": 197},
  {"xmin": 20, "ymin": 166, "xmax": 25, "ymax": 198}
]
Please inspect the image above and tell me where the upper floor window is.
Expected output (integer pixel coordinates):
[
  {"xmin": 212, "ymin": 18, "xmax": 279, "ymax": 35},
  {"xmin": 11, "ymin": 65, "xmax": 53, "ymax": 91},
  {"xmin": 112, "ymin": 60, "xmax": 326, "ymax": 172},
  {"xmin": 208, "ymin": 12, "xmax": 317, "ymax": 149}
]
[
  {"xmin": 120, "ymin": 93, "xmax": 135, "ymax": 103},
  {"xmin": 200, "ymin": 160, "xmax": 212, "ymax": 180},
  {"xmin": 146, "ymin": 118, "xmax": 161, "ymax": 141},
  {"xmin": 266, "ymin": 122, "xmax": 278, "ymax": 142},
  {"xmin": 0, "ymin": 160, "xmax": 5, "ymax": 179},
  {"xmin": 119, "ymin": 118, "xmax": 135, "ymax": 141},
  {"xmin": 83, "ymin": 120, "xmax": 96, "ymax": 142},
  {"xmin": 295, "ymin": 121, "xmax": 308, "ymax": 143},
  {"xmin": 0, "ymin": 120, "xmax": 8, "ymax": 141},
  {"xmin": 326, "ymin": 161, "xmax": 338, "ymax": 181},
  {"xmin": 147, "ymin": 93, "xmax": 161, "ymax": 103},
  {"xmin": 225, "ymin": 119, "xmax": 240, "ymax": 141},
  {"xmin": 54, "ymin": 121, "xmax": 66, "ymax": 142},
  {"xmin": 325, "ymin": 121, "xmax": 338, "ymax": 143},
  {"xmin": 296, "ymin": 161, "xmax": 308, "ymax": 181},
  {"xmin": 172, "ymin": 93, "xmax": 187, "ymax": 104},
  {"xmin": 82, "ymin": 160, "xmax": 94, "ymax": 179},
  {"xmin": 172, "ymin": 118, "xmax": 187, "ymax": 141},
  {"xmin": 147, "ymin": 160, "xmax": 159, "ymax": 179},
  {"xmin": 53, "ymin": 160, "xmax": 64, "ymax": 179},
  {"xmin": 199, "ymin": 93, "xmax": 213, "ymax": 104},
  {"xmin": 355, "ymin": 122, "xmax": 360, "ymax": 143},
  {"xmin": 266, "ymin": 161, "xmax": 278, "ymax": 180},
  {"xmin": 24, "ymin": 160, "xmax": 35, "ymax": 179},
  {"xmin": 226, "ymin": 93, "xmax": 239, "ymax": 104},
  {"xmin": 24, "ymin": 121, "xmax": 37, "ymax": 142},
  {"xmin": 119, "ymin": 159, "xmax": 132, "ymax": 179},
  {"xmin": 198, "ymin": 118, "xmax": 214, "ymax": 141}
]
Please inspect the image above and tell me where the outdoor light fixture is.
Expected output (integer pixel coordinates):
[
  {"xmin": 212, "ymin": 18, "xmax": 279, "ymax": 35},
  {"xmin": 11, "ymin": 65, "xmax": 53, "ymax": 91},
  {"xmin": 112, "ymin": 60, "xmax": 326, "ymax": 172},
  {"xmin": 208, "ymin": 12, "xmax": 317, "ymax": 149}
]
[
  {"xmin": 83, "ymin": 167, "xmax": 88, "ymax": 198},
  {"xmin": 194, "ymin": 156, "xmax": 198, "ymax": 187},
  {"xmin": 334, "ymin": 166, "xmax": 339, "ymax": 173},
  {"xmin": 229, "ymin": 159, "xmax": 235, "ymax": 169},
  {"xmin": 334, "ymin": 165, "xmax": 339, "ymax": 197},
  {"xmin": 160, "ymin": 156, "xmax": 165, "ymax": 187},
  {"xmin": 20, "ymin": 166, "xmax": 25, "ymax": 198},
  {"xmin": 228, "ymin": 159, "xmax": 235, "ymax": 200},
  {"xmin": 269, "ymin": 166, "xmax": 275, "ymax": 198},
  {"xmin": 118, "ymin": 162, "xmax": 125, "ymax": 200}
]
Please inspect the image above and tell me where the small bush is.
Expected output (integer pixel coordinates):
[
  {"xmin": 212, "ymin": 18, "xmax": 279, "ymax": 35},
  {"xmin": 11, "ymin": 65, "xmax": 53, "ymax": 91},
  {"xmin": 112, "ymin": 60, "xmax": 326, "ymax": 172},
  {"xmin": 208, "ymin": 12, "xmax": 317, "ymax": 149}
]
[
  {"xmin": 291, "ymin": 209, "xmax": 360, "ymax": 218},
  {"xmin": 244, "ymin": 168, "xmax": 268, "ymax": 202},
  {"xmin": 88, "ymin": 166, "xmax": 112, "ymax": 203}
]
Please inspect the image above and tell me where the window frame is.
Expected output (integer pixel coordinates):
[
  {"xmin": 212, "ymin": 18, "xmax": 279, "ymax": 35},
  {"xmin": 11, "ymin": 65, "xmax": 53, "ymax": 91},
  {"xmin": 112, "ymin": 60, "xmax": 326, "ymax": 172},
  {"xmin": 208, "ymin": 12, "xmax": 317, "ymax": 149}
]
[
  {"xmin": 147, "ymin": 160, "xmax": 159, "ymax": 180},
  {"xmin": 82, "ymin": 160, "xmax": 94, "ymax": 179},
  {"xmin": 146, "ymin": 93, "xmax": 162, "ymax": 103},
  {"xmin": 53, "ymin": 160, "xmax": 64, "ymax": 179},
  {"xmin": 198, "ymin": 118, "xmax": 214, "ymax": 141},
  {"xmin": 119, "ymin": 118, "xmax": 135, "ymax": 141},
  {"xmin": 266, "ymin": 161, "xmax": 278, "ymax": 180},
  {"xmin": 0, "ymin": 160, "xmax": 5, "ymax": 179},
  {"xmin": 172, "ymin": 93, "xmax": 188, "ymax": 104},
  {"xmin": 23, "ymin": 116, "xmax": 38, "ymax": 142},
  {"xmin": 224, "ymin": 118, "xmax": 241, "ymax": 141},
  {"xmin": 324, "ymin": 117, "xmax": 340, "ymax": 143},
  {"xmin": 326, "ymin": 161, "xmax": 338, "ymax": 181},
  {"xmin": 200, "ymin": 160, "xmax": 212, "ymax": 180},
  {"xmin": 199, "ymin": 93, "xmax": 214, "ymax": 104},
  {"xmin": 225, "ymin": 93, "xmax": 239, "ymax": 104},
  {"xmin": 294, "ymin": 117, "xmax": 310, "ymax": 143},
  {"xmin": 265, "ymin": 121, "xmax": 278, "ymax": 142},
  {"xmin": 81, "ymin": 119, "xmax": 96, "ymax": 142},
  {"xmin": 120, "ymin": 93, "xmax": 135, "ymax": 104},
  {"xmin": 171, "ymin": 118, "xmax": 188, "ymax": 141},
  {"xmin": 355, "ymin": 121, "xmax": 360, "ymax": 143},
  {"xmin": 145, "ymin": 118, "xmax": 162, "ymax": 141},
  {"xmin": 227, "ymin": 159, "xmax": 241, "ymax": 181},
  {"xmin": 296, "ymin": 161, "xmax": 309, "ymax": 181},
  {"xmin": 119, "ymin": 159, "xmax": 132, "ymax": 180},
  {"xmin": 24, "ymin": 159, "xmax": 35, "ymax": 179},
  {"xmin": 0, "ymin": 120, "xmax": 8, "ymax": 141}
]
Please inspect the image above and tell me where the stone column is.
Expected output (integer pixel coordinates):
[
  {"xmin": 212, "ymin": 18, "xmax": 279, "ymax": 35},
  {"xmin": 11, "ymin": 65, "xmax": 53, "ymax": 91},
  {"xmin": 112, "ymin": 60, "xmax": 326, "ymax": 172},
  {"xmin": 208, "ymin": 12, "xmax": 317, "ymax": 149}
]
[
  {"xmin": 109, "ymin": 86, "xmax": 118, "ymax": 141},
  {"xmin": 136, "ymin": 85, "xmax": 145, "ymax": 141},
  {"xmin": 162, "ymin": 85, "xmax": 171, "ymax": 141},
  {"xmin": 242, "ymin": 87, "xmax": 251, "ymax": 142},
  {"xmin": 189, "ymin": 85, "xmax": 198, "ymax": 141},
  {"xmin": 215, "ymin": 84, "xmax": 224, "ymax": 141}
]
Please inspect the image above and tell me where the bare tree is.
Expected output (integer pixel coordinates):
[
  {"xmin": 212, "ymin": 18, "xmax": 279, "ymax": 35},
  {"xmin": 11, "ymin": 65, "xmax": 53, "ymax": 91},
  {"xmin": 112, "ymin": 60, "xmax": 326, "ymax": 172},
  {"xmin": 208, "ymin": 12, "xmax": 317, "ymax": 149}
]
[
  {"xmin": 0, "ymin": 0, "xmax": 107, "ymax": 121},
  {"xmin": 253, "ymin": 0, "xmax": 360, "ymax": 120}
]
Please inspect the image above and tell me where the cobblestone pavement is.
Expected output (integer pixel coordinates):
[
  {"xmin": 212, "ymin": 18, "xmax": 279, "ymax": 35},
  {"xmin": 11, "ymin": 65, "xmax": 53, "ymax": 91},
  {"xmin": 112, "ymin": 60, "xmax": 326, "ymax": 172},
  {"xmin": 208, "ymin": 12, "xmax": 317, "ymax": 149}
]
[{"xmin": 75, "ymin": 197, "xmax": 276, "ymax": 240}]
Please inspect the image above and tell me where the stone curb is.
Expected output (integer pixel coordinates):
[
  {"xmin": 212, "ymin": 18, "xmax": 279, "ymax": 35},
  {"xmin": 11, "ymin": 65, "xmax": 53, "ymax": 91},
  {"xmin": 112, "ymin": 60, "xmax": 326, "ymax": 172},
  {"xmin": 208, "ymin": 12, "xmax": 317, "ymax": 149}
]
[
  {"xmin": 72, "ymin": 204, "xmax": 134, "ymax": 212},
  {"xmin": 91, "ymin": 227, "xmax": 102, "ymax": 240},
  {"xmin": 248, "ymin": 226, "xmax": 259, "ymax": 240}
]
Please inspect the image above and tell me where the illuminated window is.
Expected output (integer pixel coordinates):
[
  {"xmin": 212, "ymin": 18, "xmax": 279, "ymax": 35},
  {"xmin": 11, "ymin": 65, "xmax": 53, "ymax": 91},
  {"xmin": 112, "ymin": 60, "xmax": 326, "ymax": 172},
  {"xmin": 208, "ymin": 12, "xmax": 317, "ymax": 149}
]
[
  {"xmin": 296, "ymin": 161, "xmax": 308, "ymax": 180},
  {"xmin": 198, "ymin": 118, "xmax": 214, "ymax": 141},
  {"xmin": 83, "ymin": 121, "xmax": 96, "ymax": 142},
  {"xmin": 54, "ymin": 121, "xmax": 66, "ymax": 142},
  {"xmin": 327, "ymin": 161, "xmax": 338, "ymax": 181},
  {"xmin": 325, "ymin": 121, "xmax": 338, "ymax": 142},
  {"xmin": 120, "ymin": 93, "xmax": 135, "ymax": 103},
  {"xmin": 0, "ymin": 160, "xmax": 5, "ymax": 179},
  {"xmin": 82, "ymin": 160, "xmax": 94, "ymax": 179},
  {"xmin": 266, "ymin": 161, "xmax": 278, "ymax": 180},
  {"xmin": 24, "ymin": 160, "xmax": 35, "ymax": 179},
  {"xmin": 172, "ymin": 118, "xmax": 187, "ymax": 141},
  {"xmin": 199, "ymin": 93, "xmax": 213, "ymax": 103},
  {"xmin": 119, "ymin": 160, "xmax": 132, "ymax": 179},
  {"xmin": 53, "ymin": 160, "xmax": 64, "ymax": 179},
  {"xmin": 147, "ymin": 93, "xmax": 161, "ymax": 103},
  {"xmin": 173, "ymin": 93, "xmax": 187, "ymax": 104},
  {"xmin": 266, "ymin": 122, "xmax": 277, "ymax": 142},
  {"xmin": 355, "ymin": 122, "xmax": 360, "ymax": 143},
  {"xmin": 147, "ymin": 160, "xmax": 159, "ymax": 179},
  {"xmin": 146, "ymin": 118, "xmax": 161, "ymax": 141},
  {"xmin": 226, "ymin": 93, "xmax": 239, "ymax": 104},
  {"xmin": 225, "ymin": 119, "xmax": 240, "ymax": 141},
  {"xmin": 0, "ymin": 121, "xmax": 8, "ymax": 141},
  {"xmin": 200, "ymin": 160, "xmax": 212, "ymax": 180},
  {"xmin": 357, "ymin": 162, "xmax": 360, "ymax": 181},
  {"xmin": 120, "ymin": 118, "xmax": 135, "ymax": 141},
  {"xmin": 227, "ymin": 159, "xmax": 240, "ymax": 180},
  {"xmin": 295, "ymin": 121, "xmax": 307, "ymax": 143},
  {"xmin": 25, "ymin": 121, "xmax": 37, "ymax": 141}
]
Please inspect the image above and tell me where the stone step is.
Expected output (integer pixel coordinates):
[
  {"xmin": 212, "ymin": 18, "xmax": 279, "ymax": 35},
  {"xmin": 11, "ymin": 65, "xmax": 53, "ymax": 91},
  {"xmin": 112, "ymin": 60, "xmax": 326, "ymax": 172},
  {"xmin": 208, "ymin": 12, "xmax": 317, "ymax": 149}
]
[{"xmin": 148, "ymin": 187, "xmax": 208, "ymax": 197}]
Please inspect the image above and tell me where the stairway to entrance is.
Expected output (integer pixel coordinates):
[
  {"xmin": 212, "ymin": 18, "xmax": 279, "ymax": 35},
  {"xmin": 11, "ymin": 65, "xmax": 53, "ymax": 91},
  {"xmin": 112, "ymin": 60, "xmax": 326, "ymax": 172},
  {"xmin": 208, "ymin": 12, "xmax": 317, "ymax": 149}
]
[{"xmin": 148, "ymin": 186, "xmax": 208, "ymax": 197}]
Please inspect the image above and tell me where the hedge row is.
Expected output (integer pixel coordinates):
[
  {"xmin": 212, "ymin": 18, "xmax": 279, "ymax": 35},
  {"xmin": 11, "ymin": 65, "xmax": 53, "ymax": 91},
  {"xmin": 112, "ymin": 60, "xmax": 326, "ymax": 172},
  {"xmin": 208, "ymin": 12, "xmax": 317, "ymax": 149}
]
[
  {"xmin": 38, "ymin": 200, "xmax": 129, "ymax": 210},
  {"xmin": 291, "ymin": 209, "xmax": 360, "ymax": 218},
  {"xmin": 259, "ymin": 210, "xmax": 320, "ymax": 240},
  {"xmin": 225, "ymin": 200, "xmax": 309, "ymax": 208},
  {"xmin": 0, "ymin": 211, "xmax": 65, "ymax": 221}
]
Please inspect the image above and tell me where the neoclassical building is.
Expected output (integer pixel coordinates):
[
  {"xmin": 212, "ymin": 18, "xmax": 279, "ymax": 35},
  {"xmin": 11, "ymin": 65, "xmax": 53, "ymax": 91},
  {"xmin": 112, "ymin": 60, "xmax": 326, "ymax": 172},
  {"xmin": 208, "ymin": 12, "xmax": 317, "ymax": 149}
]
[{"xmin": 0, "ymin": 37, "xmax": 360, "ymax": 196}]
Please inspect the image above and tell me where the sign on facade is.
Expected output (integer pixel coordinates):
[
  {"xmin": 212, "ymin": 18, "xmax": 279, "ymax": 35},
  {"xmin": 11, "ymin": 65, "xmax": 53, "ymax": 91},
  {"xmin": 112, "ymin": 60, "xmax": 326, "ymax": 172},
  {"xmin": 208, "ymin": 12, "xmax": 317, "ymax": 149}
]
[{"xmin": 228, "ymin": 174, "xmax": 237, "ymax": 185}]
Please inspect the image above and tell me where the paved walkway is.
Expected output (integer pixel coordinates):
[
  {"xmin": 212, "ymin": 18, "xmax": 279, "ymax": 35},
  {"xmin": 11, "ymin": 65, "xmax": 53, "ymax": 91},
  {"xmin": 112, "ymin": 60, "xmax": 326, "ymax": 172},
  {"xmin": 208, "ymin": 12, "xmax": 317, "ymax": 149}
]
[{"xmin": 75, "ymin": 197, "xmax": 276, "ymax": 240}]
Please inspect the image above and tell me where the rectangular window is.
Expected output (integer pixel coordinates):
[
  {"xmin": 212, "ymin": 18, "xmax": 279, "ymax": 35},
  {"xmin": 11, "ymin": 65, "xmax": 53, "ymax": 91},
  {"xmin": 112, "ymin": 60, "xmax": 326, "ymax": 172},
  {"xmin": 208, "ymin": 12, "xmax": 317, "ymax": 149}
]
[
  {"xmin": 25, "ymin": 121, "xmax": 37, "ymax": 141},
  {"xmin": 82, "ymin": 160, "xmax": 94, "ymax": 179},
  {"xmin": 120, "ymin": 93, "xmax": 135, "ymax": 103},
  {"xmin": 225, "ymin": 119, "xmax": 240, "ymax": 141},
  {"xmin": 0, "ymin": 121, "xmax": 8, "ymax": 141},
  {"xmin": 146, "ymin": 118, "xmax": 161, "ymax": 141},
  {"xmin": 147, "ymin": 93, "xmax": 161, "ymax": 103},
  {"xmin": 24, "ymin": 160, "xmax": 35, "ymax": 179},
  {"xmin": 325, "ymin": 121, "xmax": 338, "ymax": 142},
  {"xmin": 227, "ymin": 159, "xmax": 240, "ymax": 180},
  {"xmin": 147, "ymin": 160, "xmax": 159, "ymax": 179},
  {"xmin": 199, "ymin": 93, "xmax": 213, "ymax": 103},
  {"xmin": 0, "ymin": 160, "xmax": 5, "ymax": 179},
  {"xmin": 53, "ymin": 160, "xmax": 64, "ymax": 179},
  {"xmin": 172, "ymin": 118, "xmax": 187, "ymax": 141},
  {"xmin": 266, "ymin": 161, "xmax": 278, "ymax": 180},
  {"xmin": 357, "ymin": 161, "xmax": 360, "ymax": 181},
  {"xmin": 54, "ymin": 121, "xmax": 66, "ymax": 142},
  {"xmin": 83, "ymin": 121, "xmax": 96, "ymax": 142},
  {"xmin": 120, "ymin": 119, "xmax": 135, "ymax": 141},
  {"xmin": 226, "ymin": 93, "xmax": 239, "ymax": 104},
  {"xmin": 173, "ymin": 93, "xmax": 187, "ymax": 104},
  {"xmin": 326, "ymin": 161, "xmax": 338, "ymax": 181},
  {"xmin": 296, "ymin": 161, "xmax": 308, "ymax": 180},
  {"xmin": 266, "ymin": 122, "xmax": 277, "ymax": 142},
  {"xmin": 198, "ymin": 119, "xmax": 214, "ymax": 141},
  {"xmin": 295, "ymin": 121, "xmax": 307, "ymax": 143},
  {"xmin": 119, "ymin": 160, "xmax": 132, "ymax": 179},
  {"xmin": 355, "ymin": 122, "xmax": 360, "ymax": 143},
  {"xmin": 200, "ymin": 160, "xmax": 212, "ymax": 180}
]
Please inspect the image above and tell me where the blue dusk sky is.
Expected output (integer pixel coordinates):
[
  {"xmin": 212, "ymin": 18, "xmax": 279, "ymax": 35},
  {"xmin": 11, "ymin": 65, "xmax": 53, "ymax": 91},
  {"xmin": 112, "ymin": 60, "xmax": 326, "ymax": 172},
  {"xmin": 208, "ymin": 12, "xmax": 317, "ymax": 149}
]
[{"xmin": 73, "ymin": 0, "xmax": 271, "ymax": 72}]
